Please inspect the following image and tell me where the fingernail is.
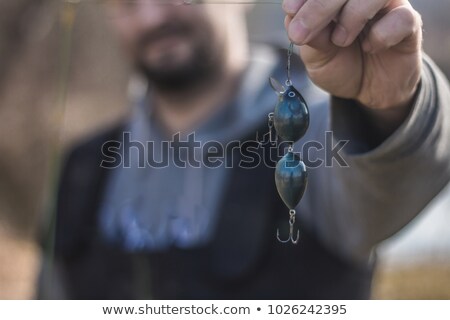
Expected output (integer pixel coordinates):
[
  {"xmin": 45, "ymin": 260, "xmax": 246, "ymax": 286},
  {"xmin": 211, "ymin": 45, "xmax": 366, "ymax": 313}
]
[
  {"xmin": 289, "ymin": 20, "xmax": 310, "ymax": 44},
  {"xmin": 332, "ymin": 25, "xmax": 348, "ymax": 47}
]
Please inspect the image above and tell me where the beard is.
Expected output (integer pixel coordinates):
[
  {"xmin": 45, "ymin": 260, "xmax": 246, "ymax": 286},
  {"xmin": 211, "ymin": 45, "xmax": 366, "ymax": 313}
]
[{"xmin": 134, "ymin": 20, "xmax": 225, "ymax": 94}]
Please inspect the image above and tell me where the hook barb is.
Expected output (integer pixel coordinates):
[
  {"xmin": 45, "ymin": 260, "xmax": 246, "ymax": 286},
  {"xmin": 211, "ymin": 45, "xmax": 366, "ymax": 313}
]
[
  {"xmin": 276, "ymin": 228, "xmax": 291, "ymax": 243},
  {"xmin": 276, "ymin": 226, "xmax": 300, "ymax": 244}
]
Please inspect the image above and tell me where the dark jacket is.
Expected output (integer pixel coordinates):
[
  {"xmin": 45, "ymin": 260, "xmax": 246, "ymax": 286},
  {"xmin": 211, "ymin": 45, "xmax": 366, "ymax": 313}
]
[{"xmin": 38, "ymin": 123, "xmax": 373, "ymax": 299}]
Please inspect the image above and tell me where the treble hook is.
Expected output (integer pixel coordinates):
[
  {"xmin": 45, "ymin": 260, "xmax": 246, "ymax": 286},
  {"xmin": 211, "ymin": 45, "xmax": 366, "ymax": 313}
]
[
  {"xmin": 257, "ymin": 113, "xmax": 278, "ymax": 146},
  {"xmin": 268, "ymin": 113, "xmax": 278, "ymax": 145},
  {"xmin": 276, "ymin": 209, "xmax": 300, "ymax": 244},
  {"xmin": 255, "ymin": 131, "xmax": 263, "ymax": 146}
]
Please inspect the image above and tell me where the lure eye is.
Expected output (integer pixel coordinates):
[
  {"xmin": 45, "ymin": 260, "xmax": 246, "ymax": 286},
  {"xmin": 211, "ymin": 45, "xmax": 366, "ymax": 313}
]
[{"xmin": 288, "ymin": 91, "xmax": 296, "ymax": 98}]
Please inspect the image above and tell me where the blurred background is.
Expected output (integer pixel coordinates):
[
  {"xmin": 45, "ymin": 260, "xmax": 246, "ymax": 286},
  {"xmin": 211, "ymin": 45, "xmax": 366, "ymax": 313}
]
[{"xmin": 0, "ymin": 0, "xmax": 449, "ymax": 299}]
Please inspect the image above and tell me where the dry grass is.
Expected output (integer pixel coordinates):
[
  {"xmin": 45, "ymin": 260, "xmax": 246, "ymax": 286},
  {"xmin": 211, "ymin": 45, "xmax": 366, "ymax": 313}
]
[{"xmin": 372, "ymin": 263, "xmax": 450, "ymax": 300}]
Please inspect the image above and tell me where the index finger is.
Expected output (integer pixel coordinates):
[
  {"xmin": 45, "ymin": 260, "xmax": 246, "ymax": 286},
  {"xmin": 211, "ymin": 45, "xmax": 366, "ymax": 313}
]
[{"xmin": 287, "ymin": 0, "xmax": 347, "ymax": 45}]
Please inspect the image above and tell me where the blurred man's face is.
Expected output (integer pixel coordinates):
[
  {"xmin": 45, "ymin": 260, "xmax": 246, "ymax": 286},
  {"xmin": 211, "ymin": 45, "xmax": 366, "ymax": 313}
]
[{"xmin": 108, "ymin": 0, "xmax": 226, "ymax": 91}]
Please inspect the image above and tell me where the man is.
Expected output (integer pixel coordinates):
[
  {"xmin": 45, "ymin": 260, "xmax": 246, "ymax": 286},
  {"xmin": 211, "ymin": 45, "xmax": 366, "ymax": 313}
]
[{"xmin": 38, "ymin": 0, "xmax": 450, "ymax": 299}]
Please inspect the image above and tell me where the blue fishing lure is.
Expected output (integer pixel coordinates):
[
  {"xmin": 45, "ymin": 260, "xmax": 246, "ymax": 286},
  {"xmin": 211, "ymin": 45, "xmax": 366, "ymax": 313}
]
[{"xmin": 269, "ymin": 43, "xmax": 309, "ymax": 244}]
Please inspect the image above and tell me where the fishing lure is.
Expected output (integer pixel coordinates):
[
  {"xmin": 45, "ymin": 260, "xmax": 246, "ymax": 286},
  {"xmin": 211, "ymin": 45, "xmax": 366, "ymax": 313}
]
[{"xmin": 269, "ymin": 42, "xmax": 309, "ymax": 244}]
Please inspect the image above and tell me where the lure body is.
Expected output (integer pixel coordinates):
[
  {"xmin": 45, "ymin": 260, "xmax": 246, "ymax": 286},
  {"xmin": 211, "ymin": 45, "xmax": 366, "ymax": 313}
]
[
  {"xmin": 275, "ymin": 151, "xmax": 308, "ymax": 210},
  {"xmin": 273, "ymin": 85, "xmax": 309, "ymax": 143}
]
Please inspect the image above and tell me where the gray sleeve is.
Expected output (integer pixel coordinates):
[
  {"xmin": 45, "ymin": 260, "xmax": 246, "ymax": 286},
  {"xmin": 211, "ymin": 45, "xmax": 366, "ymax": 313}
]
[{"xmin": 311, "ymin": 55, "xmax": 450, "ymax": 263}]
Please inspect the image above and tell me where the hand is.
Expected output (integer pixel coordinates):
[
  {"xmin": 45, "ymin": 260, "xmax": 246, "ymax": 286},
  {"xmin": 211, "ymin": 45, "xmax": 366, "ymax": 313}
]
[{"xmin": 283, "ymin": 0, "xmax": 423, "ymax": 111}]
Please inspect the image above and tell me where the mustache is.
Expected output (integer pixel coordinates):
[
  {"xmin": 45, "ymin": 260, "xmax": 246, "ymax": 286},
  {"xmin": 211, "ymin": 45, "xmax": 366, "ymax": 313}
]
[{"xmin": 137, "ymin": 22, "xmax": 192, "ymax": 49}]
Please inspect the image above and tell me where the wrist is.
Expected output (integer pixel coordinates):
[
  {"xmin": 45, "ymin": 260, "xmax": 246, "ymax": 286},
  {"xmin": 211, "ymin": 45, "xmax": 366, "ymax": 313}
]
[{"xmin": 357, "ymin": 81, "xmax": 421, "ymax": 145}]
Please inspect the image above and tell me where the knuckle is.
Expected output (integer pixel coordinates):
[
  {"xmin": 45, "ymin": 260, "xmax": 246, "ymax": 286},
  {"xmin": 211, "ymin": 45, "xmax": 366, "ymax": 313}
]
[
  {"xmin": 343, "ymin": 4, "xmax": 371, "ymax": 27},
  {"xmin": 397, "ymin": 6, "xmax": 424, "ymax": 39},
  {"xmin": 298, "ymin": 0, "xmax": 328, "ymax": 28},
  {"xmin": 402, "ymin": 8, "xmax": 415, "ymax": 25},
  {"xmin": 311, "ymin": 0, "xmax": 327, "ymax": 11},
  {"xmin": 397, "ymin": 6, "xmax": 419, "ymax": 29},
  {"xmin": 305, "ymin": 0, "xmax": 328, "ymax": 18}
]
